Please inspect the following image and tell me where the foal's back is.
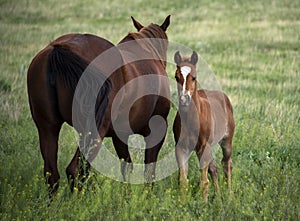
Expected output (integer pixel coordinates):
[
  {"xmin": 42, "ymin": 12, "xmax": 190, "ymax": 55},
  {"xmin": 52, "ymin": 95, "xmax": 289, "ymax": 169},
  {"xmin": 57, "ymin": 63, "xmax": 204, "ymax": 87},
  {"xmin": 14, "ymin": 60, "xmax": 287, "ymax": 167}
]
[{"xmin": 198, "ymin": 89, "xmax": 234, "ymax": 146}]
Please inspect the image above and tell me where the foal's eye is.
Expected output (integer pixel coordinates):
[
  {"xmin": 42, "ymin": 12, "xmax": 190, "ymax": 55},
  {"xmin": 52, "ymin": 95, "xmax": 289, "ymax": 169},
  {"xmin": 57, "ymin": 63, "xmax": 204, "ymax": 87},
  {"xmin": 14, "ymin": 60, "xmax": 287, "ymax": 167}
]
[
  {"xmin": 175, "ymin": 76, "xmax": 179, "ymax": 81},
  {"xmin": 192, "ymin": 77, "xmax": 196, "ymax": 81}
]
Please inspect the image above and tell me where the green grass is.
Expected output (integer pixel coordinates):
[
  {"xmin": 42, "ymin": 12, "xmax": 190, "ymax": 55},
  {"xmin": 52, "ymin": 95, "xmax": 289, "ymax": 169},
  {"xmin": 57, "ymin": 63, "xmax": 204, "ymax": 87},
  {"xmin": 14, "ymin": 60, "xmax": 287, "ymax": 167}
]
[{"xmin": 1, "ymin": 0, "xmax": 299, "ymax": 220}]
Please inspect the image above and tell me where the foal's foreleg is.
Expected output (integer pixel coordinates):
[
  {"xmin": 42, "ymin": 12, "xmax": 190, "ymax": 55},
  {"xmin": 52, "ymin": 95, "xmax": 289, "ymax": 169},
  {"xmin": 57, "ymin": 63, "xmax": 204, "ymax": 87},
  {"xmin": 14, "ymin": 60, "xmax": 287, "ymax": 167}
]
[
  {"xmin": 196, "ymin": 144, "xmax": 211, "ymax": 202},
  {"xmin": 175, "ymin": 147, "xmax": 192, "ymax": 190},
  {"xmin": 200, "ymin": 166, "xmax": 210, "ymax": 202}
]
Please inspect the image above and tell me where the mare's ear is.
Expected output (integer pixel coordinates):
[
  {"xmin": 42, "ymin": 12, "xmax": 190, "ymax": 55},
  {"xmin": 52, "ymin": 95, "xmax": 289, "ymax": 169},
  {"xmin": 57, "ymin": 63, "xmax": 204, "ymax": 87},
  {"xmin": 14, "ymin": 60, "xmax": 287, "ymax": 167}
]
[
  {"xmin": 174, "ymin": 51, "xmax": 181, "ymax": 66},
  {"xmin": 191, "ymin": 51, "xmax": 198, "ymax": 65},
  {"xmin": 131, "ymin": 16, "xmax": 144, "ymax": 31},
  {"xmin": 160, "ymin": 15, "xmax": 171, "ymax": 31}
]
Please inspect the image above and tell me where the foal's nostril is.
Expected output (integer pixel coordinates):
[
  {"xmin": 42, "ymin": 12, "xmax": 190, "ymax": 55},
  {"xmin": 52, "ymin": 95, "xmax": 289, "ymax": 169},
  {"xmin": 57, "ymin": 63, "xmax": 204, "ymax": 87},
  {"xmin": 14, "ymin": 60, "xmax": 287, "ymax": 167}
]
[
  {"xmin": 186, "ymin": 95, "xmax": 191, "ymax": 103},
  {"xmin": 180, "ymin": 95, "xmax": 187, "ymax": 103},
  {"xmin": 180, "ymin": 94, "xmax": 191, "ymax": 106}
]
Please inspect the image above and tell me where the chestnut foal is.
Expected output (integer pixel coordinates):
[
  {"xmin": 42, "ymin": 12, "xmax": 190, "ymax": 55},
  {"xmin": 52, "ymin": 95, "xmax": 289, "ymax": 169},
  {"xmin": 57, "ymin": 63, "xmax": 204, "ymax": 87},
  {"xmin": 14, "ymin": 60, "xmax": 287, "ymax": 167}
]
[{"xmin": 173, "ymin": 51, "xmax": 235, "ymax": 201}]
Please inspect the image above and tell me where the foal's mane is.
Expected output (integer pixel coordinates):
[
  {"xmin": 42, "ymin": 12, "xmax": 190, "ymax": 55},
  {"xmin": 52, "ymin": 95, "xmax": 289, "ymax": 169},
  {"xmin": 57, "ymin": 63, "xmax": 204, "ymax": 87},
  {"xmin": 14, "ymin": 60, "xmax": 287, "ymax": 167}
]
[{"xmin": 122, "ymin": 24, "xmax": 168, "ymax": 64}]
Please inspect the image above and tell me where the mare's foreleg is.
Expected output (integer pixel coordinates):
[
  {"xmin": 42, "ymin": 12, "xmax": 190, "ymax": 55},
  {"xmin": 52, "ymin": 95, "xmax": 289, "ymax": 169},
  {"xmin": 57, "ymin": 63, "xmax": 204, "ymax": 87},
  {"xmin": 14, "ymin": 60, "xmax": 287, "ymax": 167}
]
[
  {"xmin": 112, "ymin": 134, "xmax": 133, "ymax": 182},
  {"xmin": 144, "ymin": 138, "xmax": 165, "ymax": 184}
]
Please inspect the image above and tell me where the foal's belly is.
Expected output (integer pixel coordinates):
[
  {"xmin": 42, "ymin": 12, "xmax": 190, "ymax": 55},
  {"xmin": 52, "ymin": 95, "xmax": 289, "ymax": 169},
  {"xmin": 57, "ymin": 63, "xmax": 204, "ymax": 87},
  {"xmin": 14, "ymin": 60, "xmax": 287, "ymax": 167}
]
[{"xmin": 209, "ymin": 105, "xmax": 227, "ymax": 146}]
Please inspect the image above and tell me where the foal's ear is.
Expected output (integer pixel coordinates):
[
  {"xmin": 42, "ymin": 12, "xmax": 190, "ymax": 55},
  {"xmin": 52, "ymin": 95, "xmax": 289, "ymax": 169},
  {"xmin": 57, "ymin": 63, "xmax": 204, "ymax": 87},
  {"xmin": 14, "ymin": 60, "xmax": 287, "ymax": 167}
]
[
  {"xmin": 191, "ymin": 51, "xmax": 198, "ymax": 65},
  {"xmin": 160, "ymin": 15, "xmax": 171, "ymax": 31},
  {"xmin": 174, "ymin": 51, "xmax": 181, "ymax": 66},
  {"xmin": 131, "ymin": 16, "xmax": 144, "ymax": 31}
]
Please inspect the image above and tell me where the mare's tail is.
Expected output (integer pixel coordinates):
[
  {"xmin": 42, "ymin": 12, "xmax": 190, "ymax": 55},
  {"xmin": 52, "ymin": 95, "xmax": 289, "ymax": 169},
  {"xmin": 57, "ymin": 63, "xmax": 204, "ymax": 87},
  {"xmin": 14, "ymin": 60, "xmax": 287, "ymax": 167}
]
[{"xmin": 47, "ymin": 44, "xmax": 111, "ymax": 128}]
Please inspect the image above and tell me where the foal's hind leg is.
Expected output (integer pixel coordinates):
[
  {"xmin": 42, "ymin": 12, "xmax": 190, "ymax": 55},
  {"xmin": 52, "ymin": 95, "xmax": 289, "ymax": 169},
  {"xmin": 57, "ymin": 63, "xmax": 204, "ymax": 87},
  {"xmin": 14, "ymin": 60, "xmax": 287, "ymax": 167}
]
[
  {"xmin": 208, "ymin": 155, "xmax": 219, "ymax": 194},
  {"xmin": 220, "ymin": 137, "xmax": 233, "ymax": 189}
]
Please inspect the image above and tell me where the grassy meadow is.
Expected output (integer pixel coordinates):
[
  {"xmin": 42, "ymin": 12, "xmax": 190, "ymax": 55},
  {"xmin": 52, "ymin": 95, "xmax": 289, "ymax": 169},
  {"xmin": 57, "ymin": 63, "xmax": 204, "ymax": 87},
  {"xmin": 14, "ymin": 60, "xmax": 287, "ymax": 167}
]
[{"xmin": 1, "ymin": 0, "xmax": 299, "ymax": 220}]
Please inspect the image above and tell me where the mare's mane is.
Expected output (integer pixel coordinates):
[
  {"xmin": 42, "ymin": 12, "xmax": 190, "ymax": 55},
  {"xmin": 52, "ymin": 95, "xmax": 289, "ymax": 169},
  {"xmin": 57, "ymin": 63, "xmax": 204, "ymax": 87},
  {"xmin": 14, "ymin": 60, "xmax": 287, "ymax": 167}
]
[{"xmin": 121, "ymin": 24, "xmax": 168, "ymax": 65}]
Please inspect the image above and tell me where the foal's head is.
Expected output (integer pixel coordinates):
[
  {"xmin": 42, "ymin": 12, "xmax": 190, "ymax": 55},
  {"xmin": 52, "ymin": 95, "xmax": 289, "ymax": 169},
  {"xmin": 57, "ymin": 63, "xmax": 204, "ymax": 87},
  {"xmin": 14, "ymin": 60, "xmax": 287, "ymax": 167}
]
[{"xmin": 174, "ymin": 51, "xmax": 198, "ymax": 106}]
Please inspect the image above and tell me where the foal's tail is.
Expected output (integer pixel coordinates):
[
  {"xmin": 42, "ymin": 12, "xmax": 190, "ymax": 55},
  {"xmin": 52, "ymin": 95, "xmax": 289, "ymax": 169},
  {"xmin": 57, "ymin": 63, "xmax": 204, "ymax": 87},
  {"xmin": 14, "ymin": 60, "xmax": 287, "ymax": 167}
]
[
  {"xmin": 46, "ymin": 44, "xmax": 111, "ymax": 128},
  {"xmin": 224, "ymin": 93, "xmax": 235, "ymax": 134}
]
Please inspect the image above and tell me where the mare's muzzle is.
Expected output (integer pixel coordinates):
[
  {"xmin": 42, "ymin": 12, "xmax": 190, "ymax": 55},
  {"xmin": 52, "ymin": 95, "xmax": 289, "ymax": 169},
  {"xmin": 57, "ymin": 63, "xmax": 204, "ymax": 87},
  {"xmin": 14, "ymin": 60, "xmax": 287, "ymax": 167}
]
[{"xmin": 179, "ymin": 94, "xmax": 191, "ymax": 106}]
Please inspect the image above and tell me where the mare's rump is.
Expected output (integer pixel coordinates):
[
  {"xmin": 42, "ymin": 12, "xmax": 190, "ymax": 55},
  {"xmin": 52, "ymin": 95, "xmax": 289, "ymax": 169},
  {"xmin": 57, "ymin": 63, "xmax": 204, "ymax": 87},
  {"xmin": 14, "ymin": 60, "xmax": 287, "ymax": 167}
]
[{"xmin": 28, "ymin": 33, "xmax": 117, "ymax": 128}]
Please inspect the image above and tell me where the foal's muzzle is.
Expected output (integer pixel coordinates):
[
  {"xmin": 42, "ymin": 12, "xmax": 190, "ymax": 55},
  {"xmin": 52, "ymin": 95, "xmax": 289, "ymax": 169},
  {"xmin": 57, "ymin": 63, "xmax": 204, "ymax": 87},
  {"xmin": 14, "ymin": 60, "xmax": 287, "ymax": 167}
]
[{"xmin": 179, "ymin": 94, "xmax": 191, "ymax": 106}]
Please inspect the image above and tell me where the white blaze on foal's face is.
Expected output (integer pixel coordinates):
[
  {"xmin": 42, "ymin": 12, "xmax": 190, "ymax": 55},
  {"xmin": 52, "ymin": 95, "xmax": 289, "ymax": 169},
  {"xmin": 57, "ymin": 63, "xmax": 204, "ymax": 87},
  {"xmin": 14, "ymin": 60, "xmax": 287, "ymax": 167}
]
[{"xmin": 180, "ymin": 66, "xmax": 191, "ymax": 95}]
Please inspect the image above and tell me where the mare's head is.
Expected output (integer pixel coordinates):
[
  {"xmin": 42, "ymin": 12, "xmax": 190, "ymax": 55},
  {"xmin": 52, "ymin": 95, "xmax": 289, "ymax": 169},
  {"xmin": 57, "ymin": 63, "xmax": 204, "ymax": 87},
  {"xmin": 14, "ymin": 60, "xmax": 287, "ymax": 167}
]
[
  {"xmin": 174, "ymin": 51, "xmax": 199, "ymax": 106},
  {"xmin": 120, "ymin": 16, "xmax": 171, "ymax": 65},
  {"xmin": 130, "ymin": 15, "xmax": 170, "ymax": 39}
]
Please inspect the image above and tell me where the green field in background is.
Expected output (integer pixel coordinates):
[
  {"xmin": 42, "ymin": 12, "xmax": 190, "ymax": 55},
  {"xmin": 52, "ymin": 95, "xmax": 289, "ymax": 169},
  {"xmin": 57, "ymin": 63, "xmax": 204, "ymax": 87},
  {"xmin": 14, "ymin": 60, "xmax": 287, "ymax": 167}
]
[{"xmin": 0, "ymin": 0, "xmax": 299, "ymax": 220}]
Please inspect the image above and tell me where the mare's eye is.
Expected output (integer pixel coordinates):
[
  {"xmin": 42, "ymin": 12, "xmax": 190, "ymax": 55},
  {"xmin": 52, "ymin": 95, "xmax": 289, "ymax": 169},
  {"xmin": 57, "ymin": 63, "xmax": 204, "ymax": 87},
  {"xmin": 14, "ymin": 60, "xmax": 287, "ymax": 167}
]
[
  {"xmin": 192, "ymin": 77, "xmax": 196, "ymax": 81},
  {"xmin": 175, "ymin": 76, "xmax": 180, "ymax": 81}
]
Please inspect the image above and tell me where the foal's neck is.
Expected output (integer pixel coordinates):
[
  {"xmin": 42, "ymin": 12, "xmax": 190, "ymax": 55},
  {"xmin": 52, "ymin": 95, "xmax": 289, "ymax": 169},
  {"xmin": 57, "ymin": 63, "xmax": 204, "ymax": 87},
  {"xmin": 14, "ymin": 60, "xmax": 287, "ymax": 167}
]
[
  {"xmin": 192, "ymin": 84, "xmax": 201, "ymax": 106},
  {"xmin": 179, "ymin": 89, "xmax": 200, "ymax": 118}
]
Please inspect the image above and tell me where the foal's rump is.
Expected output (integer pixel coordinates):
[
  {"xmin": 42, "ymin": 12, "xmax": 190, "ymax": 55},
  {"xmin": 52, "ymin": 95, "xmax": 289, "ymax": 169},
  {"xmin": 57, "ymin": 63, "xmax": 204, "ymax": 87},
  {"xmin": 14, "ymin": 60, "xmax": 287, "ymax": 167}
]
[{"xmin": 198, "ymin": 89, "xmax": 233, "ymax": 146}]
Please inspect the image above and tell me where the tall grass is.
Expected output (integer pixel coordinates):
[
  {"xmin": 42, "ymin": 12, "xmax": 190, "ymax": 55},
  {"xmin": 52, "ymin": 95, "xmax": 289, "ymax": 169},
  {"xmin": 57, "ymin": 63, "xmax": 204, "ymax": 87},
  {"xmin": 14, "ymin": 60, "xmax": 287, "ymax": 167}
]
[{"xmin": 1, "ymin": 0, "xmax": 299, "ymax": 220}]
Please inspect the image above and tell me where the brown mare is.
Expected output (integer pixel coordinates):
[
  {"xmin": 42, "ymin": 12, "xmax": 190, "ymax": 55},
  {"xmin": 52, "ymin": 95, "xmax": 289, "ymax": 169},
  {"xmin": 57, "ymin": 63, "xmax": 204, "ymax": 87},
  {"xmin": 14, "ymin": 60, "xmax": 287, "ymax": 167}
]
[
  {"xmin": 27, "ymin": 16, "xmax": 171, "ymax": 194},
  {"xmin": 173, "ymin": 51, "xmax": 235, "ymax": 202}
]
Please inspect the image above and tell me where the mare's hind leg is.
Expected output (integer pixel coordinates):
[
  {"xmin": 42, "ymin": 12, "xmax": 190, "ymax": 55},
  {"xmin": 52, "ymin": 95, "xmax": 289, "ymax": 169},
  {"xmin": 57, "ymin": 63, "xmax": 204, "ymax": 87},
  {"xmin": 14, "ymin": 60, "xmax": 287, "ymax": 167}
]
[
  {"xmin": 38, "ymin": 123, "xmax": 62, "ymax": 195},
  {"xmin": 112, "ymin": 135, "xmax": 133, "ymax": 182},
  {"xmin": 219, "ymin": 137, "xmax": 233, "ymax": 189},
  {"xmin": 66, "ymin": 148, "xmax": 91, "ymax": 191},
  {"xmin": 29, "ymin": 88, "xmax": 62, "ymax": 194}
]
